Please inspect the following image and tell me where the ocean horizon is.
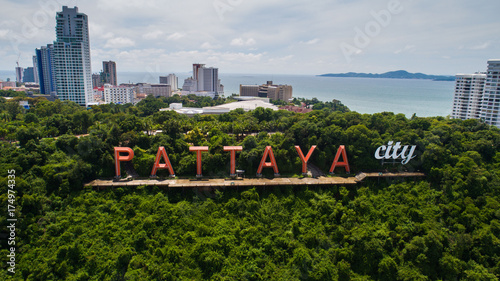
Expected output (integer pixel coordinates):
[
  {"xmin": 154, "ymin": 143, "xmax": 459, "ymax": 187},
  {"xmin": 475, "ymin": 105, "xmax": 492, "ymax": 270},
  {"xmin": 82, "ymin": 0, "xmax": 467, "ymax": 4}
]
[{"xmin": 1, "ymin": 70, "xmax": 455, "ymax": 118}]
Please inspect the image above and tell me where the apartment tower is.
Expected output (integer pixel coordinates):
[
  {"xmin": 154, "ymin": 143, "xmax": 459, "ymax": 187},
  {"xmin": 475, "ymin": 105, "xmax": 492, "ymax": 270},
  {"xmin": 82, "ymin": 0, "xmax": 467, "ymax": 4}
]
[
  {"xmin": 479, "ymin": 60, "xmax": 500, "ymax": 127},
  {"xmin": 36, "ymin": 44, "xmax": 57, "ymax": 97},
  {"xmin": 451, "ymin": 73, "xmax": 487, "ymax": 120},
  {"xmin": 53, "ymin": 6, "xmax": 93, "ymax": 106},
  {"xmin": 102, "ymin": 61, "xmax": 117, "ymax": 86},
  {"xmin": 451, "ymin": 60, "xmax": 500, "ymax": 128}
]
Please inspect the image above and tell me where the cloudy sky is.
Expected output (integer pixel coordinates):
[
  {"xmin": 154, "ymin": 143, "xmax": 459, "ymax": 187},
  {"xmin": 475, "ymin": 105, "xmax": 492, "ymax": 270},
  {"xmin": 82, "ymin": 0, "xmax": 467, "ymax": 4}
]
[{"xmin": 0, "ymin": 0, "xmax": 498, "ymax": 75}]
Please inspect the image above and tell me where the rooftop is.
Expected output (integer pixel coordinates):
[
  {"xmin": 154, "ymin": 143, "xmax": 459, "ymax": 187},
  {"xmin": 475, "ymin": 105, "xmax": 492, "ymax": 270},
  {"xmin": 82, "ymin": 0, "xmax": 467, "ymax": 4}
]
[{"xmin": 160, "ymin": 98, "xmax": 278, "ymax": 116}]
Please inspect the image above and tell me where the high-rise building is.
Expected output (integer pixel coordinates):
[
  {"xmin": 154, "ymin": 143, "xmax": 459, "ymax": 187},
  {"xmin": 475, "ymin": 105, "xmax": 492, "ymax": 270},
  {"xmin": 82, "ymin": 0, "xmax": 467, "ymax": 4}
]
[
  {"xmin": 53, "ymin": 6, "xmax": 93, "ymax": 106},
  {"xmin": 159, "ymin": 74, "xmax": 178, "ymax": 92},
  {"xmin": 193, "ymin": 64, "xmax": 204, "ymax": 81},
  {"xmin": 451, "ymin": 73, "xmax": 486, "ymax": 120},
  {"xmin": 23, "ymin": 67, "xmax": 36, "ymax": 83},
  {"xmin": 32, "ymin": 56, "xmax": 39, "ymax": 84},
  {"xmin": 479, "ymin": 60, "xmax": 500, "ymax": 127},
  {"xmin": 170, "ymin": 75, "xmax": 178, "ymax": 93},
  {"xmin": 182, "ymin": 64, "xmax": 224, "ymax": 97},
  {"xmin": 15, "ymin": 67, "xmax": 23, "ymax": 84},
  {"xmin": 36, "ymin": 44, "xmax": 57, "ymax": 97},
  {"xmin": 92, "ymin": 73, "xmax": 102, "ymax": 88},
  {"xmin": 198, "ymin": 67, "xmax": 219, "ymax": 93},
  {"xmin": 102, "ymin": 61, "xmax": 117, "ymax": 86},
  {"xmin": 451, "ymin": 60, "xmax": 500, "ymax": 128}
]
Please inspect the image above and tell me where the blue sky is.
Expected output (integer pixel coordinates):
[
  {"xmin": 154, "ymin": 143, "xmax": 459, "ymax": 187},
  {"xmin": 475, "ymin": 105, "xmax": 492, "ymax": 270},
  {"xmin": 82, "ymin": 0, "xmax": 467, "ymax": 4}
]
[{"xmin": 0, "ymin": 0, "xmax": 498, "ymax": 75}]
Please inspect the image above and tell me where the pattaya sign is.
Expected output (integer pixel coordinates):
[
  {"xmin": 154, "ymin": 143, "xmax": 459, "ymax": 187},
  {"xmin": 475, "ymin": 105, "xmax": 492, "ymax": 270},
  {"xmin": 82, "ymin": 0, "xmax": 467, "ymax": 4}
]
[
  {"xmin": 114, "ymin": 141, "xmax": 417, "ymax": 178},
  {"xmin": 114, "ymin": 145, "xmax": 350, "ymax": 178}
]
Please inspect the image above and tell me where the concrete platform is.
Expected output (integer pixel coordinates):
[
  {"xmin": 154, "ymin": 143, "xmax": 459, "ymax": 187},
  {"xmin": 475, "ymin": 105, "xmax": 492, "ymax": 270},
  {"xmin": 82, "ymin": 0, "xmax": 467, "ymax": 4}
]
[
  {"xmin": 85, "ymin": 176, "xmax": 359, "ymax": 189},
  {"xmin": 85, "ymin": 172, "xmax": 425, "ymax": 189}
]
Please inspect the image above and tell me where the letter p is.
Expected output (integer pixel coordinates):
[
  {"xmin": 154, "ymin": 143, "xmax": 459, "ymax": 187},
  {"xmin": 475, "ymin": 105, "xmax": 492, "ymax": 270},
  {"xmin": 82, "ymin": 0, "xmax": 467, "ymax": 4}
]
[{"xmin": 114, "ymin": 147, "xmax": 134, "ymax": 178}]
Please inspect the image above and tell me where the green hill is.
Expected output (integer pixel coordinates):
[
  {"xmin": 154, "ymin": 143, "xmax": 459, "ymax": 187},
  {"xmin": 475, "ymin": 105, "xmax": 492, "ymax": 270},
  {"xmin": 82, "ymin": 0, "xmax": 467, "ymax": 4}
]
[{"xmin": 0, "ymin": 94, "xmax": 498, "ymax": 280}]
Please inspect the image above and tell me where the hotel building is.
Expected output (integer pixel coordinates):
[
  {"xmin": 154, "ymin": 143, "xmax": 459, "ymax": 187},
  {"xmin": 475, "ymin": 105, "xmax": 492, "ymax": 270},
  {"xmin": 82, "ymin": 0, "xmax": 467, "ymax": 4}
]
[
  {"xmin": 240, "ymin": 81, "xmax": 293, "ymax": 102},
  {"xmin": 182, "ymin": 64, "xmax": 224, "ymax": 97},
  {"xmin": 480, "ymin": 60, "xmax": 500, "ymax": 127},
  {"xmin": 159, "ymin": 74, "xmax": 178, "ymax": 93},
  {"xmin": 53, "ymin": 6, "xmax": 93, "ymax": 106},
  {"xmin": 102, "ymin": 61, "xmax": 117, "ymax": 86},
  {"xmin": 451, "ymin": 60, "xmax": 500, "ymax": 128},
  {"xmin": 36, "ymin": 44, "xmax": 57, "ymax": 97},
  {"xmin": 451, "ymin": 73, "xmax": 487, "ymax": 120},
  {"xmin": 103, "ymin": 84, "xmax": 134, "ymax": 104}
]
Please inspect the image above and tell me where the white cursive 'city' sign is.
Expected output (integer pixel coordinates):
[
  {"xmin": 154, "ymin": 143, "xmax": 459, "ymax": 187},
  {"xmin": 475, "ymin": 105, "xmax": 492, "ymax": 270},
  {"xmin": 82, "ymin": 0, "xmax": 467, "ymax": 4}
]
[{"xmin": 375, "ymin": 141, "xmax": 417, "ymax": 165}]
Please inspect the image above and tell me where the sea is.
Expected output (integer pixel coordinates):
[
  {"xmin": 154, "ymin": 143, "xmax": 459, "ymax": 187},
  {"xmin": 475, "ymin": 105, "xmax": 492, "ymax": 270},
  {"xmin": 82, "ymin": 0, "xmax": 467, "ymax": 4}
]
[{"xmin": 1, "ymin": 70, "xmax": 455, "ymax": 118}]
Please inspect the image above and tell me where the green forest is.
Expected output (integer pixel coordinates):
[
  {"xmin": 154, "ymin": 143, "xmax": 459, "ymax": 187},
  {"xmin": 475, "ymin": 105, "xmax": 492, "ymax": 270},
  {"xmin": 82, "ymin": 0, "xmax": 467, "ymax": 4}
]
[{"xmin": 0, "ymin": 91, "xmax": 499, "ymax": 280}]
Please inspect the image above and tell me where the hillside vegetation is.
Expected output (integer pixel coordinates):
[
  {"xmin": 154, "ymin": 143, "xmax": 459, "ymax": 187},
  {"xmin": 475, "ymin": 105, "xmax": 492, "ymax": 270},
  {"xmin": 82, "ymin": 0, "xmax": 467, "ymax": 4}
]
[{"xmin": 0, "ymin": 94, "xmax": 499, "ymax": 280}]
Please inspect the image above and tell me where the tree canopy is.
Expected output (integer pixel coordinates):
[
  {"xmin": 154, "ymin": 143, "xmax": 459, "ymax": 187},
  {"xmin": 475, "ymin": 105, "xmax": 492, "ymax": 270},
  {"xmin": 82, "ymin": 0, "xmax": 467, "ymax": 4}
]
[{"xmin": 0, "ymin": 96, "xmax": 499, "ymax": 280}]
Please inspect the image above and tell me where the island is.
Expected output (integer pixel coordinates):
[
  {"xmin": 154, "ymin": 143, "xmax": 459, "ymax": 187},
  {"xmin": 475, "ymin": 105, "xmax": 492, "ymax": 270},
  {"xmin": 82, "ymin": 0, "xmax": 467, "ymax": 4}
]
[{"xmin": 318, "ymin": 70, "xmax": 455, "ymax": 81}]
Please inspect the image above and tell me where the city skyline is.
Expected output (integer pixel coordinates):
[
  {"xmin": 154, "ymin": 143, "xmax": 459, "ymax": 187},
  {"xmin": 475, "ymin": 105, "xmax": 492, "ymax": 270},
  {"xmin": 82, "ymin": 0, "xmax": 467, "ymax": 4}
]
[{"xmin": 0, "ymin": 0, "xmax": 498, "ymax": 76}]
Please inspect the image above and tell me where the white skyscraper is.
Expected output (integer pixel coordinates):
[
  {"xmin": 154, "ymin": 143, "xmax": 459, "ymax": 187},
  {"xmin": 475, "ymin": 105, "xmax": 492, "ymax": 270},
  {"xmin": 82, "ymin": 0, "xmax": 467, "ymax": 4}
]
[
  {"xmin": 167, "ymin": 74, "xmax": 178, "ymax": 92},
  {"xmin": 451, "ymin": 73, "xmax": 487, "ymax": 120},
  {"xmin": 198, "ymin": 67, "xmax": 219, "ymax": 93},
  {"xmin": 159, "ymin": 74, "xmax": 178, "ymax": 93},
  {"xmin": 15, "ymin": 67, "xmax": 23, "ymax": 84},
  {"xmin": 53, "ymin": 6, "xmax": 93, "ymax": 106},
  {"xmin": 32, "ymin": 55, "xmax": 39, "ymax": 84},
  {"xmin": 479, "ymin": 60, "xmax": 500, "ymax": 127},
  {"xmin": 182, "ymin": 64, "xmax": 224, "ymax": 97},
  {"xmin": 451, "ymin": 60, "xmax": 500, "ymax": 128}
]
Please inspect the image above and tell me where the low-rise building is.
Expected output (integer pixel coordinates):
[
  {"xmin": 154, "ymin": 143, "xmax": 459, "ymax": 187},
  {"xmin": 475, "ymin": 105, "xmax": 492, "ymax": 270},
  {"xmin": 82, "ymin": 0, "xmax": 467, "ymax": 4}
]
[
  {"xmin": 240, "ymin": 85, "xmax": 259, "ymax": 97},
  {"xmin": 240, "ymin": 81, "xmax": 292, "ymax": 101},
  {"xmin": 0, "ymin": 81, "xmax": 16, "ymax": 89},
  {"xmin": 136, "ymin": 83, "xmax": 171, "ymax": 98},
  {"xmin": 104, "ymin": 84, "xmax": 134, "ymax": 104},
  {"xmin": 93, "ymin": 86, "xmax": 104, "ymax": 103},
  {"xmin": 160, "ymin": 98, "xmax": 278, "ymax": 117}
]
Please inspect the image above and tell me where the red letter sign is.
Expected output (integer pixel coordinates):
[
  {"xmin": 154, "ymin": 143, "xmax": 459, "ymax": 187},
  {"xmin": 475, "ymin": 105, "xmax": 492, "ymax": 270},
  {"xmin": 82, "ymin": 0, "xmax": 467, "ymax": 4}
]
[
  {"xmin": 151, "ymin": 147, "xmax": 175, "ymax": 177},
  {"xmin": 329, "ymin": 145, "xmax": 350, "ymax": 174},
  {"xmin": 224, "ymin": 146, "xmax": 243, "ymax": 176},
  {"xmin": 190, "ymin": 146, "xmax": 209, "ymax": 177},
  {"xmin": 295, "ymin": 145, "xmax": 317, "ymax": 175},
  {"xmin": 114, "ymin": 147, "xmax": 134, "ymax": 178},
  {"xmin": 257, "ymin": 146, "xmax": 279, "ymax": 176}
]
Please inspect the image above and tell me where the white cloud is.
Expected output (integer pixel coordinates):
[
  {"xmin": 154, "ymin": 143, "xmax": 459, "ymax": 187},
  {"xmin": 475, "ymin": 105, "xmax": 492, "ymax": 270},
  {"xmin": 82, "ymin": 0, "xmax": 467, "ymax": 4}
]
[
  {"xmin": 143, "ymin": 30, "xmax": 163, "ymax": 40},
  {"xmin": 269, "ymin": 55, "xmax": 293, "ymax": 63},
  {"xmin": 394, "ymin": 45, "xmax": 416, "ymax": 54},
  {"xmin": 0, "ymin": 0, "xmax": 499, "ymax": 75},
  {"xmin": 200, "ymin": 42, "xmax": 221, "ymax": 49},
  {"xmin": 89, "ymin": 23, "xmax": 114, "ymax": 40},
  {"xmin": 302, "ymin": 38, "xmax": 319, "ymax": 45},
  {"xmin": 167, "ymin": 32, "xmax": 185, "ymax": 41},
  {"xmin": 104, "ymin": 37, "xmax": 136, "ymax": 49},
  {"xmin": 0, "ymin": 29, "xmax": 9, "ymax": 39},
  {"xmin": 230, "ymin": 38, "xmax": 256, "ymax": 47},
  {"xmin": 470, "ymin": 42, "xmax": 490, "ymax": 50}
]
